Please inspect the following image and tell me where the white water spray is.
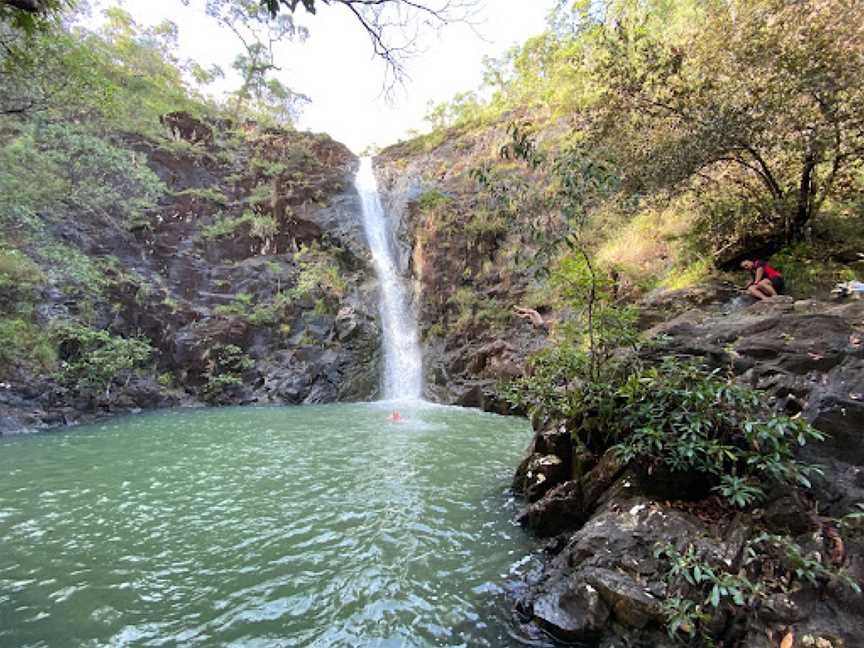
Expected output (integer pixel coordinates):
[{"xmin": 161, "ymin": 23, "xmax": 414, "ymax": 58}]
[{"xmin": 355, "ymin": 157, "xmax": 424, "ymax": 401}]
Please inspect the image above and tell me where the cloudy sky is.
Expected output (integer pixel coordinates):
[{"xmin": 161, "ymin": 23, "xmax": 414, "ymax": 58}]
[{"xmin": 89, "ymin": 0, "xmax": 555, "ymax": 152}]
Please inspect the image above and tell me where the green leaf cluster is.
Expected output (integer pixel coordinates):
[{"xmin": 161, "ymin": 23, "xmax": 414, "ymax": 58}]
[
  {"xmin": 50, "ymin": 322, "xmax": 153, "ymax": 397},
  {"xmin": 656, "ymin": 534, "xmax": 859, "ymax": 642}
]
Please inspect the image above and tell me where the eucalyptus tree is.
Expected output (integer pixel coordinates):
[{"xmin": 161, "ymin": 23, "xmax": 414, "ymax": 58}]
[
  {"xmin": 205, "ymin": 0, "xmax": 309, "ymax": 124},
  {"xmin": 254, "ymin": 0, "xmax": 480, "ymax": 90}
]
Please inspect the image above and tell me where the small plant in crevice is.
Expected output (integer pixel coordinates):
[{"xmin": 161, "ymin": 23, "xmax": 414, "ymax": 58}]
[
  {"xmin": 202, "ymin": 343, "xmax": 255, "ymax": 402},
  {"xmin": 655, "ymin": 534, "xmax": 860, "ymax": 643}
]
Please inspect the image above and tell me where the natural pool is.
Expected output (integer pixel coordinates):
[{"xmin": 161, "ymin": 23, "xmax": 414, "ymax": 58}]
[{"xmin": 0, "ymin": 402, "xmax": 543, "ymax": 647}]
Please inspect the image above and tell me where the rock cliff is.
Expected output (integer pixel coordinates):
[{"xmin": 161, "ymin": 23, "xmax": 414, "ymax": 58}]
[{"xmin": 0, "ymin": 114, "xmax": 381, "ymax": 433}]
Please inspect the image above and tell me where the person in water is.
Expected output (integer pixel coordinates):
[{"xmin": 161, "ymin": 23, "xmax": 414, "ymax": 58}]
[
  {"xmin": 740, "ymin": 259, "xmax": 784, "ymax": 300},
  {"xmin": 387, "ymin": 410, "xmax": 402, "ymax": 422}
]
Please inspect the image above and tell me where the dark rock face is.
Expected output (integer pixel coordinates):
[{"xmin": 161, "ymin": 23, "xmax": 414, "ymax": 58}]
[
  {"xmin": 0, "ymin": 117, "xmax": 382, "ymax": 434},
  {"xmin": 374, "ymin": 134, "xmax": 549, "ymax": 408},
  {"xmin": 509, "ymin": 296, "xmax": 864, "ymax": 647}
]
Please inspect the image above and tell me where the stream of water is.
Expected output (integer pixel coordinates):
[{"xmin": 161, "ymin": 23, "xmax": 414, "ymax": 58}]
[
  {"xmin": 0, "ymin": 404, "xmax": 538, "ymax": 647},
  {"xmin": 355, "ymin": 158, "xmax": 424, "ymax": 401}
]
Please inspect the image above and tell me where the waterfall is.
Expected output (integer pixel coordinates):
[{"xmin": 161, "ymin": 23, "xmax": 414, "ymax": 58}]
[{"xmin": 355, "ymin": 157, "xmax": 424, "ymax": 401}]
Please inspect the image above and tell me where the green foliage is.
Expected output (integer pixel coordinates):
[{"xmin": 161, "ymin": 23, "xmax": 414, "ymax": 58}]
[
  {"xmin": 417, "ymin": 190, "xmax": 452, "ymax": 211},
  {"xmin": 446, "ymin": 287, "xmax": 509, "ymax": 333},
  {"xmin": 0, "ymin": 1, "xmax": 74, "ymax": 47},
  {"xmin": 0, "ymin": 248, "xmax": 43, "ymax": 293},
  {"xmin": 175, "ymin": 186, "xmax": 230, "ymax": 205},
  {"xmin": 201, "ymin": 210, "xmax": 278, "ymax": 241},
  {"xmin": 508, "ymin": 352, "xmax": 825, "ymax": 509},
  {"xmin": 656, "ymin": 533, "xmax": 859, "ymax": 642},
  {"xmin": 213, "ymin": 292, "xmax": 254, "ymax": 318},
  {"xmin": 0, "ymin": 124, "xmax": 165, "ymax": 222},
  {"xmin": 206, "ymin": 0, "xmax": 309, "ymax": 126},
  {"xmin": 770, "ymin": 242, "xmax": 857, "ymax": 297},
  {"xmin": 0, "ymin": 317, "xmax": 55, "ymax": 375},
  {"xmin": 51, "ymin": 322, "xmax": 152, "ymax": 397},
  {"xmin": 290, "ymin": 244, "xmax": 346, "ymax": 303},
  {"xmin": 203, "ymin": 343, "xmax": 254, "ymax": 400},
  {"xmin": 611, "ymin": 358, "xmax": 825, "ymax": 507},
  {"xmin": 464, "ymin": 208, "xmax": 506, "ymax": 240},
  {"xmin": 2, "ymin": 6, "xmax": 210, "ymax": 135}
]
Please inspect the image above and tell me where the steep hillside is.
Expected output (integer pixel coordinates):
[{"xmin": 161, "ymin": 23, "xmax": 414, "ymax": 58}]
[{"xmin": 1, "ymin": 115, "xmax": 381, "ymax": 433}]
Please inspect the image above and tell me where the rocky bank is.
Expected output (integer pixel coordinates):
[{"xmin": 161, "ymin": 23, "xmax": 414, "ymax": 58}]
[{"xmin": 511, "ymin": 291, "xmax": 864, "ymax": 647}]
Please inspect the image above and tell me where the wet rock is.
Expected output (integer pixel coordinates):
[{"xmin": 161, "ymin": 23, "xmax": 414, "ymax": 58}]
[
  {"xmin": 532, "ymin": 576, "xmax": 610, "ymax": 642},
  {"xmin": 335, "ymin": 306, "xmax": 361, "ymax": 341},
  {"xmin": 514, "ymin": 454, "xmax": 567, "ymax": 503},
  {"xmin": 761, "ymin": 492, "xmax": 816, "ymax": 535},
  {"xmin": 581, "ymin": 449, "xmax": 624, "ymax": 511}
]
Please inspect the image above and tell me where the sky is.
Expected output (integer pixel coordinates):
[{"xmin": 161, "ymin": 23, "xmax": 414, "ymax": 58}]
[{"xmin": 89, "ymin": 0, "xmax": 555, "ymax": 152}]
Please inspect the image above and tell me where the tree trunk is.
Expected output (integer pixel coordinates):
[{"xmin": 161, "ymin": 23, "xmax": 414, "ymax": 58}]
[{"xmin": 788, "ymin": 156, "xmax": 816, "ymax": 243}]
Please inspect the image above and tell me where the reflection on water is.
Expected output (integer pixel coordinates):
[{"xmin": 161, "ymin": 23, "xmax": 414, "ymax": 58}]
[{"xmin": 0, "ymin": 403, "xmax": 552, "ymax": 647}]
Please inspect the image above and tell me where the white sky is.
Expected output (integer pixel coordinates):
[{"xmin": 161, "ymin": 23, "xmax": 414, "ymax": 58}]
[{"xmin": 91, "ymin": 0, "xmax": 554, "ymax": 152}]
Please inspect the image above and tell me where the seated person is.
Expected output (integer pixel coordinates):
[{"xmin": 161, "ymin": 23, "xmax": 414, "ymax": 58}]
[{"xmin": 740, "ymin": 259, "xmax": 784, "ymax": 300}]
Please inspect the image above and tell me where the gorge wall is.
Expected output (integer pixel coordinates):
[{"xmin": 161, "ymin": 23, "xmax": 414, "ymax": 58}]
[{"xmin": 0, "ymin": 114, "xmax": 382, "ymax": 433}]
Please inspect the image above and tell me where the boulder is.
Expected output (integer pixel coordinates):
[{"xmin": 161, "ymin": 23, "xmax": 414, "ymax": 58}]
[
  {"xmin": 513, "ymin": 453, "xmax": 567, "ymax": 503},
  {"xmin": 582, "ymin": 567, "xmax": 665, "ymax": 629},
  {"xmin": 519, "ymin": 480, "xmax": 586, "ymax": 537},
  {"xmin": 532, "ymin": 576, "xmax": 611, "ymax": 642}
]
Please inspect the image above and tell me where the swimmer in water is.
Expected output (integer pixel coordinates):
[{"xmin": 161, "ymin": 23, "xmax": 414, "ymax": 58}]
[{"xmin": 387, "ymin": 410, "xmax": 402, "ymax": 422}]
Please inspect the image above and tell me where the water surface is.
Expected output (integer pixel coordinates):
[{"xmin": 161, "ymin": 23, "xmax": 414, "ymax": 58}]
[{"xmin": 0, "ymin": 403, "xmax": 540, "ymax": 647}]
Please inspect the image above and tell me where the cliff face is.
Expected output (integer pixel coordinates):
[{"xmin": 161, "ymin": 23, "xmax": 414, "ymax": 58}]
[
  {"xmin": 375, "ymin": 124, "xmax": 550, "ymax": 410},
  {"xmin": 0, "ymin": 114, "xmax": 381, "ymax": 433}
]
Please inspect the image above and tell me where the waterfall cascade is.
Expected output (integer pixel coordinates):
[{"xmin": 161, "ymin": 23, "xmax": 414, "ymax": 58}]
[{"xmin": 355, "ymin": 157, "xmax": 424, "ymax": 400}]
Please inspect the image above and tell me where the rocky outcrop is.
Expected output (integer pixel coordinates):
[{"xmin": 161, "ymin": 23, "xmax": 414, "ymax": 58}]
[
  {"xmin": 375, "ymin": 129, "xmax": 551, "ymax": 407},
  {"xmin": 0, "ymin": 116, "xmax": 382, "ymax": 434},
  {"xmin": 509, "ymin": 295, "xmax": 864, "ymax": 646}
]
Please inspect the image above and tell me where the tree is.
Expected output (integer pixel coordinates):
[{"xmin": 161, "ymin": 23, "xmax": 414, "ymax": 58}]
[
  {"xmin": 0, "ymin": 0, "xmax": 71, "ymax": 39},
  {"xmin": 591, "ymin": 0, "xmax": 864, "ymax": 247},
  {"xmin": 206, "ymin": 0, "xmax": 309, "ymax": 124}
]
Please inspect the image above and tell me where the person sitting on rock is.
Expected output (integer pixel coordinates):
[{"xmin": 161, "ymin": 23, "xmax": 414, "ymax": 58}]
[{"xmin": 740, "ymin": 258, "xmax": 784, "ymax": 300}]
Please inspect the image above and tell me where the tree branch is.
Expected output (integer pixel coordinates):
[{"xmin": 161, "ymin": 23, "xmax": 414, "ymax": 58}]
[{"xmin": 2, "ymin": 0, "xmax": 42, "ymax": 12}]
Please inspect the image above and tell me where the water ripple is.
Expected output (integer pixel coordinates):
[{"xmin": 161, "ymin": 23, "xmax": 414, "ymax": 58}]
[{"xmin": 0, "ymin": 403, "xmax": 553, "ymax": 648}]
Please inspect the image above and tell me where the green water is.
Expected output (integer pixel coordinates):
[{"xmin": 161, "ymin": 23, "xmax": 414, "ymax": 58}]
[{"xmin": 0, "ymin": 403, "xmax": 541, "ymax": 647}]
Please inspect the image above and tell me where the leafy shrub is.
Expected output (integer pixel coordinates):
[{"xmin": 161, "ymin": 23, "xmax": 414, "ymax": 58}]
[
  {"xmin": 507, "ymin": 353, "xmax": 825, "ymax": 509},
  {"xmin": 203, "ymin": 343, "xmax": 254, "ymax": 401},
  {"xmin": 174, "ymin": 187, "xmax": 230, "ymax": 205},
  {"xmin": 417, "ymin": 190, "xmax": 452, "ymax": 211},
  {"xmin": 0, "ymin": 318, "xmax": 56, "ymax": 375},
  {"xmin": 611, "ymin": 358, "xmax": 825, "ymax": 507},
  {"xmin": 770, "ymin": 242, "xmax": 857, "ymax": 296},
  {"xmin": 202, "ymin": 210, "xmax": 279, "ymax": 242},
  {"xmin": 290, "ymin": 244, "xmax": 347, "ymax": 303},
  {"xmin": 446, "ymin": 287, "xmax": 509, "ymax": 333},
  {"xmin": 656, "ymin": 534, "xmax": 859, "ymax": 641},
  {"xmin": 51, "ymin": 322, "xmax": 153, "ymax": 397},
  {"xmin": 0, "ymin": 125, "xmax": 165, "ymax": 222}
]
